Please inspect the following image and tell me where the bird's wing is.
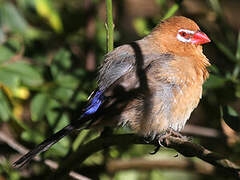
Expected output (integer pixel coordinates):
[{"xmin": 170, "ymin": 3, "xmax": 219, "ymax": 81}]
[
  {"xmin": 97, "ymin": 40, "xmax": 173, "ymax": 92},
  {"xmin": 97, "ymin": 44, "xmax": 136, "ymax": 91}
]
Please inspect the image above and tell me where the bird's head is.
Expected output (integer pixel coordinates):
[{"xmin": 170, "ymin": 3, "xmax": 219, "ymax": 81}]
[{"xmin": 150, "ymin": 16, "xmax": 211, "ymax": 56}]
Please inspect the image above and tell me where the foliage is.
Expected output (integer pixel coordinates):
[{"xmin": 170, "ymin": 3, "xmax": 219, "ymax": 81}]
[{"xmin": 0, "ymin": 0, "xmax": 240, "ymax": 179}]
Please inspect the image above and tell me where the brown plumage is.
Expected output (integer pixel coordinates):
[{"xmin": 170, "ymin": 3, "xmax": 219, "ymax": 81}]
[
  {"xmin": 13, "ymin": 16, "xmax": 211, "ymax": 167},
  {"xmin": 95, "ymin": 16, "xmax": 210, "ymax": 137}
]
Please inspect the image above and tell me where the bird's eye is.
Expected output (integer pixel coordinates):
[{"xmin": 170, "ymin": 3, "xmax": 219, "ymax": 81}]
[
  {"xmin": 177, "ymin": 29, "xmax": 195, "ymax": 43},
  {"xmin": 180, "ymin": 31, "xmax": 187, "ymax": 37}
]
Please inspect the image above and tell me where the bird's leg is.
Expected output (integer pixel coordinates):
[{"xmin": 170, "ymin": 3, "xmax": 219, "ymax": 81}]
[{"xmin": 147, "ymin": 129, "xmax": 185, "ymax": 155}]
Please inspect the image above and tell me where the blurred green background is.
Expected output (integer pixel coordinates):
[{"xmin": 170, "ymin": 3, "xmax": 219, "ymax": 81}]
[{"xmin": 0, "ymin": 0, "xmax": 240, "ymax": 179}]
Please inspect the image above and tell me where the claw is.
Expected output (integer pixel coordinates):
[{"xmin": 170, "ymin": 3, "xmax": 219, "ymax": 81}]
[
  {"xmin": 147, "ymin": 129, "xmax": 186, "ymax": 155},
  {"xmin": 144, "ymin": 135, "xmax": 155, "ymax": 144},
  {"xmin": 144, "ymin": 137, "xmax": 152, "ymax": 144},
  {"xmin": 149, "ymin": 144, "xmax": 161, "ymax": 155}
]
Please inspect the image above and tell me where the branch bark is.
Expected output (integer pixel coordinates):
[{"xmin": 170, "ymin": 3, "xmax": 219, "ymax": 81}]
[{"xmin": 53, "ymin": 134, "xmax": 240, "ymax": 179}]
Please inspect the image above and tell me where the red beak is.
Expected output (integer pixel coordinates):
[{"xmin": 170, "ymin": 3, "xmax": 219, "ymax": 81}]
[{"xmin": 191, "ymin": 31, "xmax": 211, "ymax": 45}]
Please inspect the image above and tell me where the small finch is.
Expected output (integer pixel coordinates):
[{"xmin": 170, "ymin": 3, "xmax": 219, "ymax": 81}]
[{"xmin": 14, "ymin": 16, "xmax": 211, "ymax": 167}]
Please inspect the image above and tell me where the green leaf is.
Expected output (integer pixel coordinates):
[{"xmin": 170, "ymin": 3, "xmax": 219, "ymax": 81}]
[
  {"xmin": 56, "ymin": 74, "xmax": 79, "ymax": 89},
  {"xmin": 45, "ymin": 99, "xmax": 70, "ymax": 157},
  {"xmin": 0, "ymin": 89, "xmax": 12, "ymax": 121},
  {"xmin": 0, "ymin": 46, "xmax": 14, "ymax": 63},
  {"xmin": 0, "ymin": 2, "xmax": 29, "ymax": 34},
  {"xmin": 52, "ymin": 87, "xmax": 74, "ymax": 103},
  {"xmin": 6, "ymin": 38, "xmax": 22, "ymax": 52},
  {"xmin": 51, "ymin": 48, "xmax": 72, "ymax": 78},
  {"xmin": 0, "ymin": 62, "xmax": 43, "ymax": 87},
  {"xmin": 0, "ymin": 69, "xmax": 20, "ymax": 89},
  {"xmin": 0, "ymin": 28, "xmax": 6, "ymax": 45},
  {"xmin": 75, "ymin": 90, "xmax": 88, "ymax": 102},
  {"xmin": 0, "ymin": 159, "xmax": 21, "ymax": 180},
  {"xmin": 72, "ymin": 130, "xmax": 90, "ymax": 151},
  {"xmin": 21, "ymin": 130, "xmax": 44, "ymax": 144},
  {"xmin": 0, "ymin": 2, "xmax": 41, "ymax": 40},
  {"xmin": 53, "ymin": 48, "xmax": 71, "ymax": 69},
  {"xmin": 162, "ymin": 3, "xmax": 179, "ymax": 20},
  {"xmin": 17, "ymin": 0, "xmax": 36, "ymax": 10},
  {"xmin": 53, "ymin": 114, "xmax": 69, "ymax": 132},
  {"xmin": 31, "ymin": 93, "xmax": 49, "ymax": 121},
  {"xmin": 45, "ymin": 136, "xmax": 70, "ymax": 157},
  {"xmin": 45, "ymin": 98, "xmax": 70, "ymax": 131},
  {"xmin": 35, "ymin": 0, "xmax": 63, "ymax": 33},
  {"xmin": 133, "ymin": 18, "xmax": 150, "ymax": 37}
]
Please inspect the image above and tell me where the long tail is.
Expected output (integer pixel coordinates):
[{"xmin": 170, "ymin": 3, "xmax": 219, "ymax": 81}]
[
  {"xmin": 13, "ymin": 124, "xmax": 76, "ymax": 168},
  {"xmin": 13, "ymin": 90, "xmax": 104, "ymax": 168}
]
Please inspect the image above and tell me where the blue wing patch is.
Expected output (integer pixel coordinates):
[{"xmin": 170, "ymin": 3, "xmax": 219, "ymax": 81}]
[{"xmin": 81, "ymin": 90, "xmax": 104, "ymax": 118}]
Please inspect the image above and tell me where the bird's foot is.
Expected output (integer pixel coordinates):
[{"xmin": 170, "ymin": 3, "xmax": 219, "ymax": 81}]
[
  {"xmin": 144, "ymin": 135, "xmax": 161, "ymax": 155},
  {"xmin": 147, "ymin": 129, "xmax": 186, "ymax": 155},
  {"xmin": 157, "ymin": 128, "xmax": 184, "ymax": 147}
]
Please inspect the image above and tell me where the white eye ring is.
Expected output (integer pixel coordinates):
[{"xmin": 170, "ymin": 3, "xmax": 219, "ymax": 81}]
[{"xmin": 177, "ymin": 29, "xmax": 195, "ymax": 43}]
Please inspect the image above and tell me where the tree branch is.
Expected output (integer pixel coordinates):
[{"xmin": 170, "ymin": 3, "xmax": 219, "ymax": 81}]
[
  {"xmin": 164, "ymin": 135, "xmax": 240, "ymax": 178},
  {"xmin": 54, "ymin": 134, "xmax": 240, "ymax": 179}
]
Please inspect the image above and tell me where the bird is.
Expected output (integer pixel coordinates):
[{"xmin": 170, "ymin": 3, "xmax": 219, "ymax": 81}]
[{"xmin": 13, "ymin": 16, "xmax": 211, "ymax": 167}]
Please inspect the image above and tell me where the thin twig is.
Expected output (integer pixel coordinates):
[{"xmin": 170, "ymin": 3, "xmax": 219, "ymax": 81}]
[{"xmin": 105, "ymin": 0, "xmax": 114, "ymax": 52}]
